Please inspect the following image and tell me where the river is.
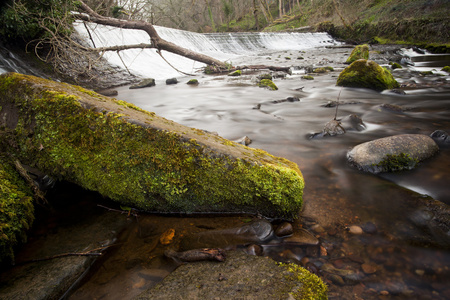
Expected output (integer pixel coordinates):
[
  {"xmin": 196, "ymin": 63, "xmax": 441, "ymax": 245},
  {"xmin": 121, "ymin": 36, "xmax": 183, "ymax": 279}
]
[{"xmin": 1, "ymin": 25, "xmax": 450, "ymax": 299}]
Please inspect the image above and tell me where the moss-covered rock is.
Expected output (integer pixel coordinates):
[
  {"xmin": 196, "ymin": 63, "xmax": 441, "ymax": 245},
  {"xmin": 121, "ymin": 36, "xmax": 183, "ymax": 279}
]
[
  {"xmin": 442, "ymin": 66, "xmax": 450, "ymax": 73},
  {"xmin": 228, "ymin": 70, "xmax": 242, "ymax": 77},
  {"xmin": 336, "ymin": 59, "xmax": 399, "ymax": 91},
  {"xmin": 187, "ymin": 79, "xmax": 199, "ymax": 85},
  {"xmin": 301, "ymin": 75, "xmax": 314, "ymax": 80},
  {"xmin": 0, "ymin": 156, "xmax": 34, "ymax": 265},
  {"xmin": 346, "ymin": 44, "xmax": 369, "ymax": 64},
  {"xmin": 258, "ymin": 79, "xmax": 278, "ymax": 90},
  {"xmin": 135, "ymin": 250, "xmax": 327, "ymax": 300},
  {"xmin": 0, "ymin": 73, "xmax": 304, "ymax": 219},
  {"xmin": 347, "ymin": 134, "xmax": 439, "ymax": 174}
]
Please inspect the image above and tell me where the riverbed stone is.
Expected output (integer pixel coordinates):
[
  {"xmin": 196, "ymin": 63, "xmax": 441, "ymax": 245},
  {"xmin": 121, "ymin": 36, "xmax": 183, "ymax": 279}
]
[
  {"xmin": 129, "ymin": 78, "xmax": 155, "ymax": 89},
  {"xmin": 347, "ymin": 134, "xmax": 439, "ymax": 173},
  {"xmin": 337, "ymin": 59, "xmax": 400, "ymax": 91},
  {"xmin": 0, "ymin": 72, "xmax": 304, "ymax": 220},
  {"xmin": 134, "ymin": 250, "xmax": 328, "ymax": 300}
]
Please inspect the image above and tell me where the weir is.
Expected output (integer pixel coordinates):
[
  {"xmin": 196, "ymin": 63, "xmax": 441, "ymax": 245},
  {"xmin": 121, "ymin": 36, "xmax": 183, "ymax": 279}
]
[{"xmin": 73, "ymin": 21, "xmax": 340, "ymax": 79}]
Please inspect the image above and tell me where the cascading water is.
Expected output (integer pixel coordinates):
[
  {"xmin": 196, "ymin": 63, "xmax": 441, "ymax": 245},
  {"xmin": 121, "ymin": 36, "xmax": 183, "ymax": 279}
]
[{"xmin": 73, "ymin": 21, "xmax": 340, "ymax": 79}]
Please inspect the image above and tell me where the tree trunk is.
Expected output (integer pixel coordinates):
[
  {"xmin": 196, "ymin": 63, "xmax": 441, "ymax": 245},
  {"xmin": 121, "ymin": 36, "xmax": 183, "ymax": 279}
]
[{"xmin": 76, "ymin": 1, "xmax": 226, "ymax": 68}]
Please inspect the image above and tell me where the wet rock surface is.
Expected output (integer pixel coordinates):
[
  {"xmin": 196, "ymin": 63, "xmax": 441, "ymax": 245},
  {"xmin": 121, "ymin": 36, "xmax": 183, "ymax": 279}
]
[
  {"xmin": 347, "ymin": 134, "xmax": 440, "ymax": 173},
  {"xmin": 134, "ymin": 250, "xmax": 325, "ymax": 300}
]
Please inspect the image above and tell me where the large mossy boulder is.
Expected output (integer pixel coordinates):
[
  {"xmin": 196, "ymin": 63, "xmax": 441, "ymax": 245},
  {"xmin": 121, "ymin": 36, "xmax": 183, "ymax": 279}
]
[
  {"xmin": 346, "ymin": 44, "xmax": 369, "ymax": 64},
  {"xmin": 0, "ymin": 73, "xmax": 304, "ymax": 219},
  {"xmin": 337, "ymin": 59, "xmax": 399, "ymax": 91},
  {"xmin": 135, "ymin": 250, "xmax": 328, "ymax": 300},
  {"xmin": 0, "ymin": 156, "xmax": 34, "ymax": 265},
  {"xmin": 347, "ymin": 134, "xmax": 439, "ymax": 174}
]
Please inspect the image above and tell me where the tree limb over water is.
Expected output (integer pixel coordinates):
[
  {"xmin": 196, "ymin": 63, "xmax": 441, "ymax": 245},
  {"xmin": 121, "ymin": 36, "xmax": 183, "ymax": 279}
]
[{"xmin": 75, "ymin": 1, "xmax": 227, "ymax": 69}]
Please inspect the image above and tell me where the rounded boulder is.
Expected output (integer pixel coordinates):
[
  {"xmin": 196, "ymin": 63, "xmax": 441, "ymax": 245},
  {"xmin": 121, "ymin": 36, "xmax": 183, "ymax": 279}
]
[{"xmin": 347, "ymin": 134, "xmax": 439, "ymax": 173}]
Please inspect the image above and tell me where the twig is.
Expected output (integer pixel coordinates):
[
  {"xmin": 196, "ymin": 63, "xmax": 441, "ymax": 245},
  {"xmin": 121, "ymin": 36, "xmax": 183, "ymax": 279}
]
[
  {"xmin": 157, "ymin": 50, "xmax": 196, "ymax": 76},
  {"xmin": 97, "ymin": 204, "xmax": 139, "ymax": 217},
  {"xmin": 15, "ymin": 245, "xmax": 117, "ymax": 266},
  {"xmin": 334, "ymin": 88, "xmax": 343, "ymax": 120}
]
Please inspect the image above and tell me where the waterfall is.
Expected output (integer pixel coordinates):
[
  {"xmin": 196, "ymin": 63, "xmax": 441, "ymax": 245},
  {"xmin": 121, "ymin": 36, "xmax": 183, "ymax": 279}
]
[{"xmin": 73, "ymin": 21, "xmax": 340, "ymax": 79}]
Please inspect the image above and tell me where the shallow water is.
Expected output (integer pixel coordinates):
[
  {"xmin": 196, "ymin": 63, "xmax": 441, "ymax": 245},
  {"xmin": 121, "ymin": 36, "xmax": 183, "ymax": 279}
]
[
  {"xmin": 64, "ymin": 46, "xmax": 450, "ymax": 299},
  {"xmin": 2, "ymin": 44, "xmax": 449, "ymax": 299}
]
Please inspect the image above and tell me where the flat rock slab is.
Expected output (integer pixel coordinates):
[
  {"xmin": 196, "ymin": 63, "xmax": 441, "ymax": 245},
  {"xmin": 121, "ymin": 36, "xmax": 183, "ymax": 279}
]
[
  {"xmin": 0, "ymin": 204, "xmax": 129, "ymax": 300},
  {"xmin": 134, "ymin": 250, "xmax": 327, "ymax": 300},
  {"xmin": 347, "ymin": 134, "xmax": 439, "ymax": 173}
]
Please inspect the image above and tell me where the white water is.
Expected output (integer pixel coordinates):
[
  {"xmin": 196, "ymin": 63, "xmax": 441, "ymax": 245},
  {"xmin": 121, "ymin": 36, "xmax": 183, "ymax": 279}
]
[{"xmin": 73, "ymin": 21, "xmax": 340, "ymax": 79}]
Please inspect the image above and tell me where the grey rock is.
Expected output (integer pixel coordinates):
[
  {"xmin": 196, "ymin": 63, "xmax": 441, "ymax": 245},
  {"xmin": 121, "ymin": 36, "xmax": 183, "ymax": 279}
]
[
  {"xmin": 130, "ymin": 78, "xmax": 156, "ymax": 89},
  {"xmin": 347, "ymin": 134, "xmax": 439, "ymax": 173}
]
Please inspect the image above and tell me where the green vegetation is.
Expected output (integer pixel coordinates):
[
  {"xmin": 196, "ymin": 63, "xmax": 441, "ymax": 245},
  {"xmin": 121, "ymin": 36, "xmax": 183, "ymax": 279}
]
[
  {"xmin": 187, "ymin": 79, "xmax": 199, "ymax": 85},
  {"xmin": 279, "ymin": 263, "xmax": 328, "ymax": 300},
  {"xmin": 301, "ymin": 75, "xmax": 314, "ymax": 80},
  {"xmin": 346, "ymin": 44, "xmax": 369, "ymax": 64},
  {"xmin": 442, "ymin": 66, "xmax": 450, "ymax": 73},
  {"xmin": 0, "ymin": 156, "xmax": 34, "ymax": 265},
  {"xmin": 337, "ymin": 59, "xmax": 399, "ymax": 91},
  {"xmin": 389, "ymin": 62, "xmax": 402, "ymax": 69},
  {"xmin": 0, "ymin": 73, "xmax": 304, "ymax": 220},
  {"xmin": 373, "ymin": 153, "xmax": 419, "ymax": 172},
  {"xmin": 228, "ymin": 70, "xmax": 242, "ymax": 76},
  {"xmin": 258, "ymin": 79, "xmax": 278, "ymax": 90}
]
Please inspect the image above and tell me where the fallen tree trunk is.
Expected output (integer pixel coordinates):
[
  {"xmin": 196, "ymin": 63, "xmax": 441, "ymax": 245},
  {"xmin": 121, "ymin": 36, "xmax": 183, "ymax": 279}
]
[
  {"xmin": 75, "ymin": 1, "xmax": 227, "ymax": 69},
  {"xmin": 0, "ymin": 73, "xmax": 304, "ymax": 220}
]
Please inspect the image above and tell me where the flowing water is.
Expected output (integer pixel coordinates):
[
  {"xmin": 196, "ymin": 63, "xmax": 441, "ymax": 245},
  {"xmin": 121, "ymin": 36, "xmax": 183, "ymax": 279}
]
[{"xmin": 1, "ymin": 25, "xmax": 450, "ymax": 299}]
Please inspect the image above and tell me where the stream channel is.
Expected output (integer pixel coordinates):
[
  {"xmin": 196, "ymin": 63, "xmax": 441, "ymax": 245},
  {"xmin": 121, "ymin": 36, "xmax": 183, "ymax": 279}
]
[{"xmin": 1, "ymin": 30, "xmax": 450, "ymax": 299}]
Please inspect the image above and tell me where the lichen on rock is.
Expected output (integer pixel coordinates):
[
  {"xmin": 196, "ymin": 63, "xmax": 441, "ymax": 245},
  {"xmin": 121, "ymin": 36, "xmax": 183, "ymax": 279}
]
[
  {"xmin": 336, "ymin": 59, "xmax": 399, "ymax": 91},
  {"xmin": 0, "ymin": 72, "xmax": 304, "ymax": 220}
]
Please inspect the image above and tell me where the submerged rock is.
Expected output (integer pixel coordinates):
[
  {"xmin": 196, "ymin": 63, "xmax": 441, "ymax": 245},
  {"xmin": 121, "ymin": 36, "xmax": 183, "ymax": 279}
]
[
  {"xmin": 165, "ymin": 78, "xmax": 178, "ymax": 85},
  {"xmin": 337, "ymin": 59, "xmax": 400, "ymax": 91},
  {"xmin": 430, "ymin": 130, "xmax": 450, "ymax": 146},
  {"xmin": 179, "ymin": 219, "xmax": 274, "ymax": 250},
  {"xmin": 347, "ymin": 134, "xmax": 439, "ymax": 173},
  {"xmin": 129, "ymin": 78, "xmax": 155, "ymax": 89}
]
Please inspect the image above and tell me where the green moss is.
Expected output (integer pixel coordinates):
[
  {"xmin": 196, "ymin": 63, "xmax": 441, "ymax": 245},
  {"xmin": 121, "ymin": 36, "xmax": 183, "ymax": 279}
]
[
  {"xmin": 0, "ymin": 156, "xmax": 34, "ymax": 265},
  {"xmin": 301, "ymin": 75, "xmax": 314, "ymax": 80},
  {"xmin": 279, "ymin": 263, "xmax": 328, "ymax": 300},
  {"xmin": 228, "ymin": 70, "xmax": 242, "ymax": 77},
  {"xmin": 313, "ymin": 68, "xmax": 327, "ymax": 73},
  {"xmin": 389, "ymin": 62, "xmax": 402, "ymax": 69},
  {"xmin": 337, "ymin": 59, "xmax": 399, "ymax": 91},
  {"xmin": 420, "ymin": 71, "xmax": 433, "ymax": 76},
  {"xmin": 0, "ymin": 73, "xmax": 304, "ymax": 220},
  {"xmin": 258, "ymin": 79, "xmax": 278, "ymax": 90},
  {"xmin": 373, "ymin": 153, "xmax": 419, "ymax": 172},
  {"xmin": 442, "ymin": 66, "xmax": 450, "ymax": 73},
  {"xmin": 346, "ymin": 44, "xmax": 370, "ymax": 64},
  {"xmin": 187, "ymin": 79, "xmax": 199, "ymax": 85}
]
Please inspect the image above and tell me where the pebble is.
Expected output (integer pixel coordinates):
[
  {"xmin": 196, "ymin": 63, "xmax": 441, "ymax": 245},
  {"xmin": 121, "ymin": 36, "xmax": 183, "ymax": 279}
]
[
  {"xmin": 361, "ymin": 222, "xmax": 377, "ymax": 234},
  {"xmin": 415, "ymin": 269, "xmax": 425, "ymax": 276},
  {"xmin": 310, "ymin": 224, "xmax": 325, "ymax": 233},
  {"xmin": 275, "ymin": 222, "xmax": 293, "ymax": 237},
  {"xmin": 347, "ymin": 225, "xmax": 363, "ymax": 235},
  {"xmin": 283, "ymin": 228, "xmax": 319, "ymax": 246},
  {"xmin": 361, "ymin": 263, "xmax": 378, "ymax": 274}
]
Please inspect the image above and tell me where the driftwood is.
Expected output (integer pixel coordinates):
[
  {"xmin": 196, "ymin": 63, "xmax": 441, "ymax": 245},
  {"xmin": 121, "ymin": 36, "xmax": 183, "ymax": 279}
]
[
  {"xmin": 236, "ymin": 65, "xmax": 291, "ymax": 72},
  {"xmin": 164, "ymin": 248, "xmax": 226, "ymax": 263}
]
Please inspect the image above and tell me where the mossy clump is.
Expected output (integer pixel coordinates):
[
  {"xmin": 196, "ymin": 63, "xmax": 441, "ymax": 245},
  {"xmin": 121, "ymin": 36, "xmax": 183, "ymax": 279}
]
[
  {"xmin": 228, "ymin": 70, "xmax": 242, "ymax": 77},
  {"xmin": 0, "ymin": 156, "xmax": 34, "ymax": 265},
  {"xmin": 389, "ymin": 62, "xmax": 402, "ymax": 69},
  {"xmin": 257, "ymin": 73, "xmax": 272, "ymax": 81},
  {"xmin": 346, "ymin": 44, "xmax": 369, "ymax": 64},
  {"xmin": 279, "ymin": 263, "xmax": 328, "ymax": 300},
  {"xmin": 420, "ymin": 71, "xmax": 433, "ymax": 76},
  {"xmin": 301, "ymin": 75, "xmax": 314, "ymax": 80},
  {"xmin": 373, "ymin": 153, "xmax": 419, "ymax": 172},
  {"xmin": 441, "ymin": 66, "xmax": 450, "ymax": 73},
  {"xmin": 258, "ymin": 79, "xmax": 278, "ymax": 90},
  {"xmin": 0, "ymin": 73, "xmax": 304, "ymax": 220},
  {"xmin": 313, "ymin": 67, "xmax": 328, "ymax": 73},
  {"xmin": 187, "ymin": 79, "xmax": 199, "ymax": 85},
  {"xmin": 337, "ymin": 59, "xmax": 399, "ymax": 91}
]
